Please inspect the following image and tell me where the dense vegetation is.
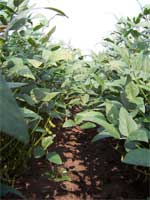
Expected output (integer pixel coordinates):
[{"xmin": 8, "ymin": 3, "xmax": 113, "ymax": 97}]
[{"xmin": 0, "ymin": 0, "xmax": 150, "ymax": 198}]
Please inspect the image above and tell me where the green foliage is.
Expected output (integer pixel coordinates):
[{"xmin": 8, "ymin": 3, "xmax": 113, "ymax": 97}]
[
  {"xmin": 0, "ymin": 0, "xmax": 67, "ymax": 197},
  {"xmin": 47, "ymin": 152, "xmax": 63, "ymax": 165},
  {"xmin": 0, "ymin": 1, "xmax": 150, "ymax": 197},
  {"xmin": 0, "ymin": 73, "xmax": 28, "ymax": 143},
  {"xmin": 63, "ymin": 5, "xmax": 150, "ymax": 169}
]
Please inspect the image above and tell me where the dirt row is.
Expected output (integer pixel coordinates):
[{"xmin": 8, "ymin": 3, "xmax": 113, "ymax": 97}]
[{"xmin": 6, "ymin": 126, "xmax": 149, "ymax": 199}]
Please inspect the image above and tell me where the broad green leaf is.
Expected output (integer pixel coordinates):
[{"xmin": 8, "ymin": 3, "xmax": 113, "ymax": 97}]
[
  {"xmin": 0, "ymin": 183, "xmax": 25, "ymax": 199},
  {"xmin": 109, "ymin": 60, "xmax": 126, "ymax": 71},
  {"xmin": 119, "ymin": 107, "xmax": 138, "ymax": 137},
  {"xmin": 7, "ymin": 82, "xmax": 28, "ymax": 88},
  {"xmin": 124, "ymin": 140, "xmax": 139, "ymax": 152},
  {"xmin": 63, "ymin": 119, "xmax": 76, "ymax": 128},
  {"xmin": 47, "ymin": 152, "xmax": 62, "ymax": 165},
  {"xmin": 34, "ymin": 146, "xmax": 45, "ymax": 158},
  {"xmin": 75, "ymin": 110, "xmax": 120, "ymax": 138},
  {"xmin": 81, "ymin": 94, "xmax": 89, "ymax": 105},
  {"xmin": 139, "ymin": 84, "xmax": 150, "ymax": 92},
  {"xmin": 80, "ymin": 122, "xmax": 96, "ymax": 129},
  {"xmin": 42, "ymin": 136, "xmax": 53, "ymax": 150},
  {"xmin": 0, "ymin": 73, "xmax": 28, "ymax": 143},
  {"xmin": 9, "ymin": 64, "xmax": 35, "ymax": 79},
  {"xmin": 31, "ymin": 88, "xmax": 60, "ymax": 103},
  {"xmin": 18, "ymin": 94, "xmax": 35, "ymax": 106},
  {"xmin": 28, "ymin": 59, "xmax": 43, "ymax": 68},
  {"xmin": 128, "ymin": 129, "xmax": 149, "ymax": 143},
  {"xmin": 42, "ymin": 49, "xmax": 73, "ymax": 63},
  {"xmin": 92, "ymin": 132, "xmax": 112, "ymax": 142},
  {"xmin": 75, "ymin": 110, "xmax": 105, "ymax": 125},
  {"xmin": 9, "ymin": 17, "xmax": 26, "ymax": 30},
  {"xmin": 21, "ymin": 107, "xmax": 42, "ymax": 120},
  {"xmin": 8, "ymin": 57, "xmax": 35, "ymax": 80},
  {"xmin": 125, "ymin": 82, "xmax": 139, "ymax": 100},
  {"xmin": 122, "ymin": 149, "xmax": 150, "ymax": 167},
  {"xmin": 69, "ymin": 98, "xmax": 81, "ymax": 105},
  {"xmin": 131, "ymin": 97, "xmax": 145, "ymax": 113},
  {"xmin": 105, "ymin": 100, "xmax": 122, "ymax": 125},
  {"xmin": 98, "ymin": 121, "xmax": 120, "ymax": 139},
  {"xmin": 115, "ymin": 46, "xmax": 130, "ymax": 64}
]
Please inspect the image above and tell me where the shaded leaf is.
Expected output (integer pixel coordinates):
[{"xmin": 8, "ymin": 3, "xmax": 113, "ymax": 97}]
[
  {"xmin": 0, "ymin": 73, "xmax": 28, "ymax": 143},
  {"xmin": 92, "ymin": 132, "xmax": 112, "ymax": 142},
  {"xmin": 34, "ymin": 146, "xmax": 45, "ymax": 158},
  {"xmin": 0, "ymin": 183, "xmax": 25, "ymax": 199},
  {"xmin": 122, "ymin": 149, "xmax": 150, "ymax": 167}
]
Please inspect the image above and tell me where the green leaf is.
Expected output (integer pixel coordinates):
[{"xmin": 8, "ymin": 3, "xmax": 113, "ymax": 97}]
[
  {"xmin": 7, "ymin": 82, "xmax": 28, "ymax": 89},
  {"xmin": 0, "ymin": 14, "xmax": 7, "ymax": 25},
  {"xmin": 28, "ymin": 59, "xmax": 43, "ymax": 68},
  {"xmin": 42, "ymin": 136, "xmax": 53, "ymax": 150},
  {"xmin": 80, "ymin": 122, "xmax": 96, "ymax": 129},
  {"xmin": 75, "ymin": 110, "xmax": 105, "ymax": 125},
  {"xmin": 130, "ymin": 97, "xmax": 145, "ymax": 113},
  {"xmin": 41, "ymin": 26, "xmax": 56, "ymax": 43},
  {"xmin": 125, "ymin": 82, "xmax": 139, "ymax": 100},
  {"xmin": 105, "ymin": 100, "xmax": 122, "ymax": 125},
  {"xmin": 119, "ymin": 107, "xmax": 138, "ymax": 137},
  {"xmin": 75, "ymin": 110, "xmax": 120, "ymax": 138},
  {"xmin": 92, "ymin": 132, "xmax": 112, "ymax": 142},
  {"xmin": 31, "ymin": 88, "xmax": 60, "ymax": 103},
  {"xmin": 9, "ymin": 18, "xmax": 26, "ymax": 30},
  {"xmin": 21, "ymin": 107, "xmax": 42, "ymax": 120},
  {"xmin": 0, "ymin": 3, "xmax": 15, "ymax": 14},
  {"xmin": 63, "ymin": 119, "xmax": 76, "ymax": 128},
  {"xmin": 8, "ymin": 57, "xmax": 35, "ymax": 80},
  {"xmin": 9, "ymin": 65, "xmax": 35, "ymax": 79},
  {"xmin": 34, "ymin": 146, "xmax": 45, "ymax": 159},
  {"xmin": 128, "ymin": 129, "xmax": 149, "ymax": 143},
  {"xmin": 122, "ymin": 149, "xmax": 150, "ymax": 167},
  {"xmin": 124, "ymin": 140, "xmax": 139, "ymax": 152},
  {"xmin": 81, "ymin": 94, "xmax": 89, "ymax": 105},
  {"xmin": 28, "ymin": 37, "xmax": 38, "ymax": 47},
  {"xmin": 0, "ymin": 73, "xmax": 29, "ymax": 143},
  {"xmin": 44, "ymin": 7, "xmax": 68, "ymax": 17},
  {"xmin": 0, "ymin": 183, "xmax": 25, "ymax": 199},
  {"xmin": 13, "ymin": 0, "xmax": 25, "ymax": 7},
  {"xmin": 33, "ymin": 23, "xmax": 44, "ymax": 31},
  {"xmin": 47, "ymin": 152, "xmax": 62, "ymax": 165},
  {"xmin": 98, "ymin": 121, "xmax": 120, "ymax": 139}
]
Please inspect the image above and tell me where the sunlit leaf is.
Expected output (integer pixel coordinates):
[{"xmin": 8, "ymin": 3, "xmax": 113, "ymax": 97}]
[
  {"xmin": 119, "ymin": 107, "xmax": 138, "ymax": 137},
  {"xmin": 47, "ymin": 152, "xmax": 62, "ymax": 165}
]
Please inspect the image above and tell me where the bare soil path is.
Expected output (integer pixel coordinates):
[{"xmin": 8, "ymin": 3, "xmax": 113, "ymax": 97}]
[{"xmin": 6, "ymin": 126, "xmax": 149, "ymax": 199}]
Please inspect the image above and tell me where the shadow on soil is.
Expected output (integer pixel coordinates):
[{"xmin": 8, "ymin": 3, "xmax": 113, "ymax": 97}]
[{"xmin": 6, "ymin": 127, "xmax": 149, "ymax": 200}]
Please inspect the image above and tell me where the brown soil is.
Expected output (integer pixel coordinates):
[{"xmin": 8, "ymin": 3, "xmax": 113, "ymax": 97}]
[{"xmin": 4, "ymin": 126, "xmax": 149, "ymax": 200}]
